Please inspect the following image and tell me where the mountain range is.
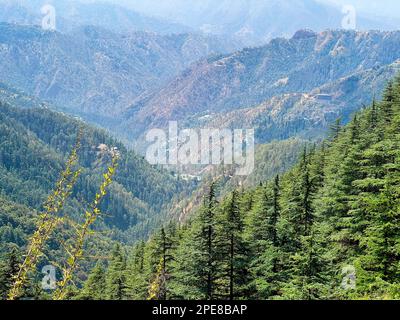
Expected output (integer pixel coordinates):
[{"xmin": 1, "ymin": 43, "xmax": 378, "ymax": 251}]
[
  {"xmin": 0, "ymin": 0, "xmax": 400, "ymax": 232},
  {"xmin": 1, "ymin": 20, "xmax": 399, "ymax": 148},
  {"xmin": 0, "ymin": 0, "xmax": 191, "ymax": 34},
  {"xmin": 120, "ymin": 0, "xmax": 400, "ymax": 44},
  {"xmin": 123, "ymin": 29, "xmax": 400, "ymax": 147},
  {"xmin": 1, "ymin": 19, "xmax": 399, "ymax": 167},
  {"xmin": 0, "ymin": 22, "xmax": 239, "ymax": 131}
]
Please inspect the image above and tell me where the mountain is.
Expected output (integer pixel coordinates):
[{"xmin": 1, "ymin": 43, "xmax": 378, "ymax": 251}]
[
  {"xmin": 81, "ymin": 77, "xmax": 400, "ymax": 300},
  {"xmin": 0, "ymin": 85, "xmax": 196, "ymax": 243},
  {"xmin": 0, "ymin": 22, "xmax": 240, "ymax": 129},
  {"xmin": 0, "ymin": 0, "xmax": 191, "ymax": 34},
  {"xmin": 123, "ymin": 30, "xmax": 400, "ymax": 145},
  {"xmin": 207, "ymin": 60, "xmax": 400, "ymax": 143},
  {"xmin": 122, "ymin": 0, "xmax": 399, "ymax": 45},
  {"xmin": 3, "ymin": 24, "xmax": 398, "ymax": 156}
]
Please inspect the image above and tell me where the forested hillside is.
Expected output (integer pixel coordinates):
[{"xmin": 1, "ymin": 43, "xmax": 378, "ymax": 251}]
[
  {"xmin": 0, "ymin": 100, "xmax": 194, "ymax": 245},
  {"xmin": 167, "ymin": 137, "xmax": 308, "ymax": 224},
  {"xmin": 72, "ymin": 77, "xmax": 400, "ymax": 300},
  {"xmin": 0, "ymin": 92, "xmax": 201, "ymax": 298}
]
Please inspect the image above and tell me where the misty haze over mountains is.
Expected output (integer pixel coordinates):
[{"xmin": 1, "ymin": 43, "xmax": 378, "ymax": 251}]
[
  {"xmin": 1, "ymin": 0, "xmax": 400, "ymax": 302},
  {"xmin": 0, "ymin": 0, "xmax": 192, "ymax": 34},
  {"xmin": 0, "ymin": 0, "xmax": 399, "ymax": 153},
  {"xmin": 115, "ymin": 0, "xmax": 400, "ymax": 44},
  {"xmin": 0, "ymin": 0, "xmax": 399, "ymax": 208},
  {"xmin": 1, "ymin": 0, "xmax": 400, "ymax": 45},
  {"xmin": 1, "ymin": 21, "xmax": 399, "ymax": 154},
  {"xmin": 0, "ymin": 0, "xmax": 397, "ymax": 208}
]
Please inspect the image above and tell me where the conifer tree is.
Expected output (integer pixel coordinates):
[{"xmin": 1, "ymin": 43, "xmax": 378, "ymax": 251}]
[
  {"xmin": 105, "ymin": 244, "xmax": 127, "ymax": 300},
  {"xmin": 199, "ymin": 183, "xmax": 219, "ymax": 300},
  {"xmin": 280, "ymin": 148, "xmax": 316, "ymax": 246},
  {"xmin": 282, "ymin": 226, "xmax": 333, "ymax": 300},
  {"xmin": 0, "ymin": 247, "xmax": 20, "ymax": 299},
  {"xmin": 126, "ymin": 241, "xmax": 148, "ymax": 300},
  {"xmin": 146, "ymin": 227, "xmax": 175, "ymax": 300},
  {"xmin": 329, "ymin": 118, "xmax": 342, "ymax": 141},
  {"xmin": 380, "ymin": 81, "xmax": 395, "ymax": 125},
  {"xmin": 170, "ymin": 183, "xmax": 219, "ymax": 300},
  {"xmin": 79, "ymin": 262, "xmax": 106, "ymax": 300},
  {"xmin": 217, "ymin": 191, "xmax": 250, "ymax": 300},
  {"xmin": 353, "ymin": 83, "xmax": 400, "ymax": 298},
  {"xmin": 247, "ymin": 177, "xmax": 282, "ymax": 299}
]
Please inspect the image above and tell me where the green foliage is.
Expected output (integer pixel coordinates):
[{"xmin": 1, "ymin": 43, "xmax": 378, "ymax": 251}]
[
  {"xmin": 85, "ymin": 77, "xmax": 400, "ymax": 300},
  {"xmin": 105, "ymin": 244, "xmax": 127, "ymax": 300},
  {"xmin": 0, "ymin": 246, "xmax": 20, "ymax": 299},
  {"xmin": 0, "ymin": 102, "xmax": 193, "ymax": 243},
  {"xmin": 53, "ymin": 152, "xmax": 119, "ymax": 300},
  {"xmin": 2, "ymin": 76, "xmax": 400, "ymax": 300},
  {"xmin": 215, "ymin": 190, "xmax": 251, "ymax": 300},
  {"xmin": 0, "ymin": 98, "xmax": 192, "ymax": 299},
  {"xmin": 77, "ymin": 262, "xmax": 106, "ymax": 300},
  {"xmin": 125, "ymin": 241, "xmax": 148, "ymax": 300}
]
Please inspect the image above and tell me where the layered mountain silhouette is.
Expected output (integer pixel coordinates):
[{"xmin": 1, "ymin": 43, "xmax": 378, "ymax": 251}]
[
  {"xmin": 0, "ymin": 22, "xmax": 239, "ymax": 127},
  {"xmin": 122, "ymin": 29, "xmax": 400, "ymax": 146},
  {"xmin": 0, "ymin": 0, "xmax": 190, "ymax": 34},
  {"xmin": 123, "ymin": 0, "xmax": 399, "ymax": 44}
]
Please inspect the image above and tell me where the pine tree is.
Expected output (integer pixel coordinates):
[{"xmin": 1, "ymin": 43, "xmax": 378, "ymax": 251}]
[
  {"xmin": 279, "ymin": 146, "xmax": 333, "ymax": 299},
  {"xmin": 105, "ymin": 244, "xmax": 127, "ymax": 300},
  {"xmin": 356, "ymin": 173, "xmax": 400, "ymax": 298},
  {"xmin": 199, "ymin": 183, "xmax": 219, "ymax": 300},
  {"xmin": 126, "ymin": 241, "xmax": 148, "ymax": 300},
  {"xmin": 0, "ymin": 247, "xmax": 20, "ymax": 299},
  {"xmin": 329, "ymin": 118, "xmax": 342, "ymax": 141},
  {"xmin": 246, "ymin": 177, "xmax": 282, "ymax": 299},
  {"xmin": 354, "ymin": 82, "xmax": 400, "ymax": 298},
  {"xmin": 280, "ymin": 148, "xmax": 316, "ymax": 247},
  {"xmin": 170, "ymin": 183, "xmax": 219, "ymax": 300},
  {"xmin": 380, "ymin": 81, "xmax": 395, "ymax": 125},
  {"xmin": 282, "ymin": 226, "xmax": 333, "ymax": 300},
  {"xmin": 216, "ymin": 190, "xmax": 250, "ymax": 300},
  {"xmin": 146, "ymin": 227, "xmax": 175, "ymax": 300},
  {"xmin": 270, "ymin": 175, "xmax": 281, "ymax": 246},
  {"xmin": 315, "ymin": 115, "xmax": 364, "ymax": 262},
  {"xmin": 79, "ymin": 262, "xmax": 106, "ymax": 300}
]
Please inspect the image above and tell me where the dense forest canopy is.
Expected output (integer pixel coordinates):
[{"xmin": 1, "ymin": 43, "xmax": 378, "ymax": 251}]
[
  {"xmin": 0, "ymin": 0, "xmax": 399, "ymax": 305},
  {"xmin": 0, "ymin": 66, "xmax": 399, "ymax": 299},
  {"xmin": 0, "ymin": 100, "xmax": 197, "ymax": 298},
  {"xmin": 2, "ymin": 76, "xmax": 397, "ymax": 300}
]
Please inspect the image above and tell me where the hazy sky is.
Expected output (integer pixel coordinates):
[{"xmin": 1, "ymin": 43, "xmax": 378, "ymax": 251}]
[
  {"xmin": 108, "ymin": 0, "xmax": 400, "ymax": 20},
  {"xmin": 319, "ymin": 0, "xmax": 400, "ymax": 19},
  {"xmin": 20, "ymin": 0, "xmax": 400, "ymax": 25}
]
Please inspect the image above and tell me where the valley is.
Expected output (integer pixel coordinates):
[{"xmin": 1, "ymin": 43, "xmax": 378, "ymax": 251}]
[{"xmin": 0, "ymin": 0, "xmax": 399, "ymax": 302}]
